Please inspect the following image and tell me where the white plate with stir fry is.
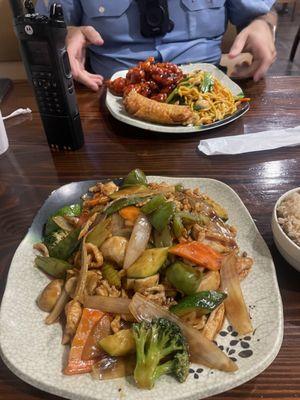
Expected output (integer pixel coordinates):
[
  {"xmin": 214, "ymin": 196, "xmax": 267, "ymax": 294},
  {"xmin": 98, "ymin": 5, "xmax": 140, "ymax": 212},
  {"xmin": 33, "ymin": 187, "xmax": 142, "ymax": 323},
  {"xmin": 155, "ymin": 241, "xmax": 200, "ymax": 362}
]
[
  {"xmin": 106, "ymin": 63, "xmax": 250, "ymax": 133},
  {"xmin": 0, "ymin": 172, "xmax": 283, "ymax": 400}
]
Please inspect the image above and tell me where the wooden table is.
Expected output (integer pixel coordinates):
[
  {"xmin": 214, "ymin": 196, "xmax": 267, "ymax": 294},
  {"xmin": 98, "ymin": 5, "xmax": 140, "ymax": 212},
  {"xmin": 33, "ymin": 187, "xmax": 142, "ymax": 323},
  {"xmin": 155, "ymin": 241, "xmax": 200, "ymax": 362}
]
[{"xmin": 0, "ymin": 77, "xmax": 299, "ymax": 400}]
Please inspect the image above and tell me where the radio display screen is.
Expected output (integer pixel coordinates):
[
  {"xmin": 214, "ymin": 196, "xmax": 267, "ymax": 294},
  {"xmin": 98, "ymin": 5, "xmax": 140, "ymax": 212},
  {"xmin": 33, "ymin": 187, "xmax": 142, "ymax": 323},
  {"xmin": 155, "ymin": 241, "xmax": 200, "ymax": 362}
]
[{"xmin": 24, "ymin": 41, "xmax": 52, "ymax": 66}]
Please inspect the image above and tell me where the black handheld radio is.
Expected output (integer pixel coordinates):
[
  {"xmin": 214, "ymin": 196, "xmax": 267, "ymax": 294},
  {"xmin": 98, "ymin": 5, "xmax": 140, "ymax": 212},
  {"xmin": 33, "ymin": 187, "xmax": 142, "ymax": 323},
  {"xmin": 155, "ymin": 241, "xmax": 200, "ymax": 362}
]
[{"xmin": 9, "ymin": 0, "xmax": 84, "ymax": 150}]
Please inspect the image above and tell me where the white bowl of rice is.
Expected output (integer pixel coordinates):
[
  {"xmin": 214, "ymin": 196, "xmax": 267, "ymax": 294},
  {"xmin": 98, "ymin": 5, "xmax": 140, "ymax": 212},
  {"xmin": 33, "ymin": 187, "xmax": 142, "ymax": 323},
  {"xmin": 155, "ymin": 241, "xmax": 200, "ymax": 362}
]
[{"xmin": 272, "ymin": 187, "xmax": 300, "ymax": 272}]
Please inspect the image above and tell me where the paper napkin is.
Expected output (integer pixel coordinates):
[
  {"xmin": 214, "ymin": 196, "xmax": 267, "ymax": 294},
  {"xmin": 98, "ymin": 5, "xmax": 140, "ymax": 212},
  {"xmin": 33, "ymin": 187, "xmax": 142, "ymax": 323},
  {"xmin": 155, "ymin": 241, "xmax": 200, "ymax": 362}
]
[{"xmin": 198, "ymin": 125, "xmax": 300, "ymax": 155}]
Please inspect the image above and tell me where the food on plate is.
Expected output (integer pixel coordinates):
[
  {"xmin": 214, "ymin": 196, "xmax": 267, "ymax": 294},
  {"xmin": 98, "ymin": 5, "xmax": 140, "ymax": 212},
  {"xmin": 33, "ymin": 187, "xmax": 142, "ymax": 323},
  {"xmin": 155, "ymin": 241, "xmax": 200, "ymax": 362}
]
[
  {"xmin": 132, "ymin": 318, "xmax": 189, "ymax": 389},
  {"xmin": 108, "ymin": 58, "xmax": 249, "ymax": 126},
  {"xmin": 33, "ymin": 169, "xmax": 254, "ymax": 389},
  {"xmin": 107, "ymin": 56, "xmax": 183, "ymax": 101},
  {"xmin": 123, "ymin": 90, "xmax": 193, "ymax": 125},
  {"xmin": 167, "ymin": 70, "xmax": 240, "ymax": 125},
  {"xmin": 276, "ymin": 190, "xmax": 300, "ymax": 247}
]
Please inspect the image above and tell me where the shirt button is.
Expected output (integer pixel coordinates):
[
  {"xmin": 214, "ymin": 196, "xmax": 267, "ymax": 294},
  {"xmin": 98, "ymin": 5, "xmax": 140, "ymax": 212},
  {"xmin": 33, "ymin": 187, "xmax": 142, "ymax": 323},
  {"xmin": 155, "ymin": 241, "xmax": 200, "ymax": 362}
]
[{"xmin": 99, "ymin": 6, "xmax": 105, "ymax": 13}]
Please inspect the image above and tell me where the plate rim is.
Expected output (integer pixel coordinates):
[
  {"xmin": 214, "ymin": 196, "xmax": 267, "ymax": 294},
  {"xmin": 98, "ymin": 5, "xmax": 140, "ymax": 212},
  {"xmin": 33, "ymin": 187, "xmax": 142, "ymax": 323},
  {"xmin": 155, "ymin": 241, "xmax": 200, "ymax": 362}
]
[
  {"xmin": 105, "ymin": 63, "xmax": 250, "ymax": 134},
  {"xmin": 0, "ymin": 177, "xmax": 284, "ymax": 400}
]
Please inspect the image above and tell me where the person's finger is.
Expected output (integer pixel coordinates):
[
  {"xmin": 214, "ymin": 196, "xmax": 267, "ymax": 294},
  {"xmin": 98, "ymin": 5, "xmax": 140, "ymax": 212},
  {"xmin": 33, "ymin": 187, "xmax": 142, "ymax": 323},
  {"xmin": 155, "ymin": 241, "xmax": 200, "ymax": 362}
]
[
  {"xmin": 231, "ymin": 59, "xmax": 261, "ymax": 79},
  {"xmin": 81, "ymin": 26, "xmax": 104, "ymax": 46},
  {"xmin": 69, "ymin": 53, "xmax": 103, "ymax": 89},
  {"xmin": 253, "ymin": 54, "xmax": 276, "ymax": 82},
  {"xmin": 86, "ymin": 71, "xmax": 104, "ymax": 83},
  {"xmin": 235, "ymin": 60, "xmax": 251, "ymax": 69},
  {"xmin": 68, "ymin": 55, "xmax": 81, "ymax": 80},
  {"xmin": 228, "ymin": 30, "xmax": 248, "ymax": 59},
  {"xmin": 75, "ymin": 69, "xmax": 102, "ymax": 91}
]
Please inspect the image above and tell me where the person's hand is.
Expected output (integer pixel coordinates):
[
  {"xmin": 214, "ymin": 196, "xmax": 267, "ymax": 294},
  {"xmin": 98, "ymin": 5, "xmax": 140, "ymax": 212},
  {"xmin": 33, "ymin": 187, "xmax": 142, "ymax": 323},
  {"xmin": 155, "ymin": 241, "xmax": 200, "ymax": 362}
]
[
  {"xmin": 228, "ymin": 19, "xmax": 276, "ymax": 82},
  {"xmin": 66, "ymin": 26, "xmax": 104, "ymax": 91}
]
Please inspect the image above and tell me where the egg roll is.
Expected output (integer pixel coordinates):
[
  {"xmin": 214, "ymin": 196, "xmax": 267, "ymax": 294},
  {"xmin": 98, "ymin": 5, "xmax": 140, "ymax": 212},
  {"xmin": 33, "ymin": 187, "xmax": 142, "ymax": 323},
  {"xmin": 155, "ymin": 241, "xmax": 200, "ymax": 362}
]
[{"xmin": 123, "ymin": 90, "xmax": 193, "ymax": 126}]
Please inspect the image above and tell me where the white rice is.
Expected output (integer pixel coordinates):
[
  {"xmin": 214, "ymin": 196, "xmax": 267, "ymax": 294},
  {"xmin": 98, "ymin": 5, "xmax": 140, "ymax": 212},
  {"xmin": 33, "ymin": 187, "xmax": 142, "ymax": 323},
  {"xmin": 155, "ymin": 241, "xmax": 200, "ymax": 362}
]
[{"xmin": 277, "ymin": 191, "xmax": 300, "ymax": 247}]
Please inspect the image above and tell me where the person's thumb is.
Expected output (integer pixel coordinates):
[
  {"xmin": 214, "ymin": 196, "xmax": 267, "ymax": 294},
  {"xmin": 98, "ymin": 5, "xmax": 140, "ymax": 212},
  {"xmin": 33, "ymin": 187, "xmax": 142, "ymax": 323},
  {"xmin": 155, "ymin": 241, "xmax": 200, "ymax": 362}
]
[
  {"xmin": 81, "ymin": 26, "xmax": 104, "ymax": 46},
  {"xmin": 229, "ymin": 30, "xmax": 248, "ymax": 59}
]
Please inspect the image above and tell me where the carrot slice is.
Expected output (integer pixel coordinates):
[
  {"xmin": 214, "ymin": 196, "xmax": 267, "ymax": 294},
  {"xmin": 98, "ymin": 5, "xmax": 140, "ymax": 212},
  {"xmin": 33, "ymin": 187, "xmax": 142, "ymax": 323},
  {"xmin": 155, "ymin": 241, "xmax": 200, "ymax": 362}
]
[
  {"xmin": 119, "ymin": 206, "xmax": 141, "ymax": 223},
  {"xmin": 238, "ymin": 97, "xmax": 251, "ymax": 102},
  {"xmin": 64, "ymin": 308, "xmax": 104, "ymax": 375},
  {"xmin": 169, "ymin": 241, "xmax": 223, "ymax": 271}
]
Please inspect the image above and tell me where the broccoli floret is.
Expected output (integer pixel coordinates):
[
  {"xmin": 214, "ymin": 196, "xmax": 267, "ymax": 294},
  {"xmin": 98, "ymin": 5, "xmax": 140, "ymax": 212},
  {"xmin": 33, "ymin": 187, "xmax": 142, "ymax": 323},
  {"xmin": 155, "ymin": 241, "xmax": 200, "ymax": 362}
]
[{"xmin": 132, "ymin": 318, "xmax": 189, "ymax": 389}]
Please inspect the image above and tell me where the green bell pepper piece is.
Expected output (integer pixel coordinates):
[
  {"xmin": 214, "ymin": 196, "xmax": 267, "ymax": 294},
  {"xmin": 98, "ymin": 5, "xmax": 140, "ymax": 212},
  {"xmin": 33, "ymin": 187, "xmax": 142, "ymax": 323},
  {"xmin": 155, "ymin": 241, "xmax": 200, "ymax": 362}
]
[
  {"xmin": 169, "ymin": 290, "xmax": 227, "ymax": 317},
  {"xmin": 175, "ymin": 183, "xmax": 184, "ymax": 192},
  {"xmin": 123, "ymin": 169, "xmax": 148, "ymax": 187},
  {"xmin": 149, "ymin": 201, "xmax": 176, "ymax": 232},
  {"xmin": 154, "ymin": 225, "xmax": 173, "ymax": 248},
  {"xmin": 35, "ymin": 256, "xmax": 72, "ymax": 278},
  {"xmin": 86, "ymin": 219, "xmax": 110, "ymax": 247},
  {"xmin": 48, "ymin": 227, "xmax": 81, "ymax": 260},
  {"xmin": 141, "ymin": 194, "xmax": 165, "ymax": 215},
  {"xmin": 166, "ymin": 261, "xmax": 202, "ymax": 295},
  {"xmin": 172, "ymin": 214, "xmax": 184, "ymax": 239},
  {"xmin": 45, "ymin": 203, "xmax": 82, "ymax": 236}
]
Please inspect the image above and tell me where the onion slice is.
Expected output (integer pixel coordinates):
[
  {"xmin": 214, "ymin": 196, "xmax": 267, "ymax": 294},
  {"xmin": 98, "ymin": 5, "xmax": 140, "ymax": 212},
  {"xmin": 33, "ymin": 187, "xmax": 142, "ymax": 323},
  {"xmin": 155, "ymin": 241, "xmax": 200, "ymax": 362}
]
[
  {"xmin": 220, "ymin": 252, "xmax": 253, "ymax": 336},
  {"xmin": 74, "ymin": 237, "xmax": 89, "ymax": 302},
  {"xmin": 45, "ymin": 288, "xmax": 69, "ymax": 325},
  {"xmin": 129, "ymin": 293, "xmax": 237, "ymax": 372},
  {"xmin": 123, "ymin": 214, "xmax": 151, "ymax": 269},
  {"xmin": 52, "ymin": 215, "xmax": 74, "ymax": 232},
  {"xmin": 84, "ymin": 295, "xmax": 132, "ymax": 315},
  {"xmin": 91, "ymin": 355, "xmax": 136, "ymax": 380}
]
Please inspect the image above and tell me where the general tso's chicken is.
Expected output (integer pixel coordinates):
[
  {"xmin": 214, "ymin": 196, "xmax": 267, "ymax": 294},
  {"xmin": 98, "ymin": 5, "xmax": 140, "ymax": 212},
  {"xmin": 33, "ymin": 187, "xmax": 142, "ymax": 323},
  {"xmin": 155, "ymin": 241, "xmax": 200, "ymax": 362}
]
[{"xmin": 123, "ymin": 90, "xmax": 193, "ymax": 126}]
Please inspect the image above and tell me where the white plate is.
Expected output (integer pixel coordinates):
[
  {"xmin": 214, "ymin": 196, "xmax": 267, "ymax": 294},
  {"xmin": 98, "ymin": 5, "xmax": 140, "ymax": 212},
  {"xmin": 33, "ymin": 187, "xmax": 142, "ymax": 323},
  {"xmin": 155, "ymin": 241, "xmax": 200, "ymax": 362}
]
[
  {"xmin": 106, "ymin": 63, "xmax": 250, "ymax": 133},
  {"xmin": 0, "ymin": 177, "xmax": 283, "ymax": 400}
]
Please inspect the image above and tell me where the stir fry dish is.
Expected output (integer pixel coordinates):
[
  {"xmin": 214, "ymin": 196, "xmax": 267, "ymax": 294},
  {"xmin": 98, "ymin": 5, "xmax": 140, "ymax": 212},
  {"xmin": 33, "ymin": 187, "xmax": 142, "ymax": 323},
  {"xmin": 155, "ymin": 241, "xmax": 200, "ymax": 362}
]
[
  {"xmin": 34, "ymin": 169, "xmax": 254, "ymax": 389},
  {"xmin": 107, "ymin": 58, "xmax": 249, "ymax": 126}
]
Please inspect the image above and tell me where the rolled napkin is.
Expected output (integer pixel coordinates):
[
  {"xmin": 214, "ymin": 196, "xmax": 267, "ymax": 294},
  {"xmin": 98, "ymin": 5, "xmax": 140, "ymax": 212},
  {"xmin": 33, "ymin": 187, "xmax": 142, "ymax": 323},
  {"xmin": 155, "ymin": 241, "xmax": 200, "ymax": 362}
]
[
  {"xmin": 0, "ymin": 109, "xmax": 9, "ymax": 155},
  {"xmin": 198, "ymin": 125, "xmax": 300, "ymax": 155},
  {"xmin": 3, "ymin": 107, "xmax": 32, "ymax": 120}
]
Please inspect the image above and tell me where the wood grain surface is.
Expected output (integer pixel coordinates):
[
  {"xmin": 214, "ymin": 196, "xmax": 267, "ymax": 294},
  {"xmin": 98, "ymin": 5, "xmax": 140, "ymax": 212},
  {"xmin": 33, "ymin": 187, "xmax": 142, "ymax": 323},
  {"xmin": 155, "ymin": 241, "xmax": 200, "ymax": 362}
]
[{"xmin": 0, "ymin": 78, "xmax": 299, "ymax": 400}]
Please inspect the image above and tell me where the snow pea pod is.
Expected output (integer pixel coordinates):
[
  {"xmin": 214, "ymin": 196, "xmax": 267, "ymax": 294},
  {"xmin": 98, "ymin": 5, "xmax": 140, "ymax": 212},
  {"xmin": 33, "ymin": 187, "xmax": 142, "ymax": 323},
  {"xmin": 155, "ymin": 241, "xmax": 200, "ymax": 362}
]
[
  {"xmin": 105, "ymin": 196, "xmax": 148, "ymax": 216},
  {"xmin": 35, "ymin": 256, "xmax": 72, "ymax": 278},
  {"xmin": 200, "ymin": 72, "xmax": 214, "ymax": 93},
  {"xmin": 48, "ymin": 228, "xmax": 81, "ymax": 260},
  {"xmin": 170, "ymin": 290, "xmax": 227, "ymax": 317},
  {"xmin": 177, "ymin": 211, "xmax": 210, "ymax": 226},
  {"xmin": 86, "ymin": 219, "xmax": 110, "ymax": 247}
]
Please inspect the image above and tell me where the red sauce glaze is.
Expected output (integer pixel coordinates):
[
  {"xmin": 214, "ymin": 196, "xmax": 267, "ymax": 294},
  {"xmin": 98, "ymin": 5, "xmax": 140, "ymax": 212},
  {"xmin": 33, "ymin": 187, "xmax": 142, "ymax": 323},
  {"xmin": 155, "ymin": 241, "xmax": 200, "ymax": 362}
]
[{"xmin": 107, "ymin": 57, "xmax": 184, "ymax": 100}]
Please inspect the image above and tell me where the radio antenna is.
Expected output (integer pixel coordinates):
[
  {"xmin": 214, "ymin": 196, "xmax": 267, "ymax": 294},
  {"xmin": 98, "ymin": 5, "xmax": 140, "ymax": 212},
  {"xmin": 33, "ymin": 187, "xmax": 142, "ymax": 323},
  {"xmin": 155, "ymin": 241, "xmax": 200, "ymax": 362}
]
[{"xmin": 24, "ymin": 0, "xmax": 35, "ymax": 14}]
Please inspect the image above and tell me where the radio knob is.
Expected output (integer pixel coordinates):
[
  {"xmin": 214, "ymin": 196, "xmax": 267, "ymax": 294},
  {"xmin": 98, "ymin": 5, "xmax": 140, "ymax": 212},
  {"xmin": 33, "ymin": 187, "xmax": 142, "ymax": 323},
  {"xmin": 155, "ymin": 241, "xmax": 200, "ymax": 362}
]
[{"xmin": 62, "ymin": 51, "xmax": 72, "ymax": 78}]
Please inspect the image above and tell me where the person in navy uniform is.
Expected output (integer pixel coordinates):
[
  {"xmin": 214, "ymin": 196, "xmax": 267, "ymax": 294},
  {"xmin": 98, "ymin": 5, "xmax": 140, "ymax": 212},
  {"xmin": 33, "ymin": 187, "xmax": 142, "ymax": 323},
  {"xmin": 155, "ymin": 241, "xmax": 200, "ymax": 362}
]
[{"xmin": 37, "ymin": 0, "xmax": 277, "ymax": 91}]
